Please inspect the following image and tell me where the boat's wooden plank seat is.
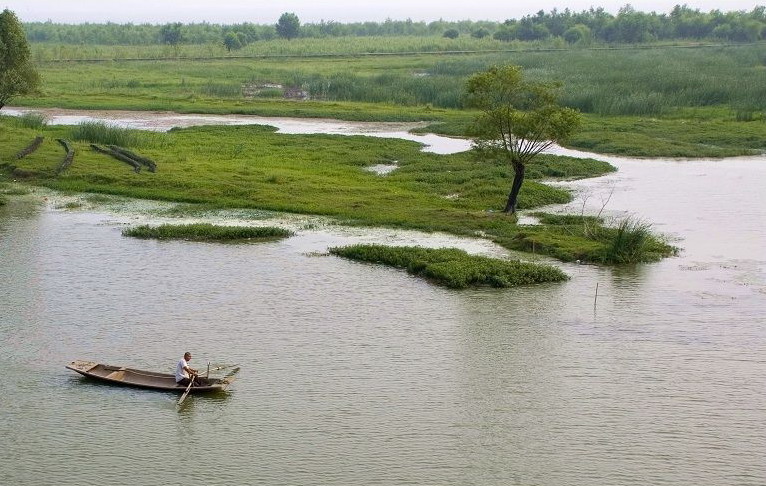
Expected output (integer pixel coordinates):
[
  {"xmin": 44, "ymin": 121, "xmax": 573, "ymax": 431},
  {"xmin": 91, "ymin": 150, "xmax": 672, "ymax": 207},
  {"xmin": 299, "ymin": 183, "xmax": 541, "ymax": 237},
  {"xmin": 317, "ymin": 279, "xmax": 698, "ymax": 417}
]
[{"xmin": 106, "ymin": 368, "xmax": 126, "ymax": 380}]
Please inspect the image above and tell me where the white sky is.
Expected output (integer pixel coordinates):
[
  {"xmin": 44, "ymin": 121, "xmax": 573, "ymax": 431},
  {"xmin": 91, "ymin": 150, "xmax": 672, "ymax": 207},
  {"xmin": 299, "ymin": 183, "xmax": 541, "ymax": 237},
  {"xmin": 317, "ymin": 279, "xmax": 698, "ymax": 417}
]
[{"xmin": 3, "ymin": 0, "xmax": 763, "ymax": 24}]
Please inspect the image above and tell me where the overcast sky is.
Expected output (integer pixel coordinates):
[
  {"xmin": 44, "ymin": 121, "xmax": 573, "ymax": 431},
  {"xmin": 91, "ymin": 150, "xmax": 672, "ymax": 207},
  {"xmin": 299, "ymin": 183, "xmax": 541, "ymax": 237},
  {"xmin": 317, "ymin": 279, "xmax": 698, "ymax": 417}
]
[{"xmin": 3, "ymin": 0, "xmax": 764, "ymax": 24}]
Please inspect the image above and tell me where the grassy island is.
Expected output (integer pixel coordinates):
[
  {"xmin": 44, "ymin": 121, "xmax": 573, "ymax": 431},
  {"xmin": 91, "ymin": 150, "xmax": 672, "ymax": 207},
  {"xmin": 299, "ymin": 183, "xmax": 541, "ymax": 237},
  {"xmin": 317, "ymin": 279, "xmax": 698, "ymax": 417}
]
[
  {"xmin": 122, "ymin": 223, "xmax": 292, "ymax": 241},
  {"xmin": 330, "ymin": 244, "xmax": 568, "ymax": 288},
  {"xmin": 0, "ymin": 114, "xmax": 680, "ymax": 265}
]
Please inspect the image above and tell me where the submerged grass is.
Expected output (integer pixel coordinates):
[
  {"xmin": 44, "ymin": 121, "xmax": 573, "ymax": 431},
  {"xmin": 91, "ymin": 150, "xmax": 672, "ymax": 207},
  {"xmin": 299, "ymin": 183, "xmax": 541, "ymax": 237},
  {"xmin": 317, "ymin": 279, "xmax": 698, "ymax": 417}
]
[
  {"xmin": 122, "ymin": 223, "xmax": 293, "ymax": 241},
  {"xmin": 330, "ymin": 244, "xmax": 568, "ymax": 288}
]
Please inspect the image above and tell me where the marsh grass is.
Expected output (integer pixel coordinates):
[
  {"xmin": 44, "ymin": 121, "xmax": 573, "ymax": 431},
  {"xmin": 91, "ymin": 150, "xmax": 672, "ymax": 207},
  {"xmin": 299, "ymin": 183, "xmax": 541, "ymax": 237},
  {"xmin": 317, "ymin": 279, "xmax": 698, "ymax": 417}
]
[
  {"xmin": 515, "ymin": 213, "xmax": 676, "ymax": 264},
  {"xmin": 122, "ymin": 223, "xmax": 293, "ymax": 241},
  {"xmin": 70, "ymin": 121, "xmax": 164, "ymax": 147},
  {"xmin": 330, "ymin": 244, "xmax": 568, "ymax": 288},
  {"xmin": 599, "ymin": 217, "xmax": 664, "ymax": 264},
  {"xmin": 13, "ymin": 112, "xmax": 48, "ymax": 129}
]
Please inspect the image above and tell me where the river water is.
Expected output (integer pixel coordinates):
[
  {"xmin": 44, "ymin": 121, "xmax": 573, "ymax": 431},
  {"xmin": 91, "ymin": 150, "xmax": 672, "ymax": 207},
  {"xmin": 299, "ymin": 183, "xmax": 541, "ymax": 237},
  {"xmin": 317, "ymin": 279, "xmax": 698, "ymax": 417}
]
[{"xmin": 1, "ymin": 109, "xmax": 765, "ymax": 486}]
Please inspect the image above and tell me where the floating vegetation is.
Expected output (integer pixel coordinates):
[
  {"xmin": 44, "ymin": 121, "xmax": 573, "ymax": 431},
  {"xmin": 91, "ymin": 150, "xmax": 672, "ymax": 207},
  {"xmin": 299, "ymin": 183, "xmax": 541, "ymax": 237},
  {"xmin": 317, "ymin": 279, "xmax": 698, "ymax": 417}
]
[
  {"xmin": 56, "ymin": 139, "xmax": 75, "ymax": 175},
  {"xmin": 15, "ymin": 136, "xmax": 44, "ymax": 159},
  {"xmin": 329, "ymin": 244, "xmax": 568, "ymax": 289},
  {"xmin": 122, "ymin": 223, "xmax": 293, "ymax": 242}
]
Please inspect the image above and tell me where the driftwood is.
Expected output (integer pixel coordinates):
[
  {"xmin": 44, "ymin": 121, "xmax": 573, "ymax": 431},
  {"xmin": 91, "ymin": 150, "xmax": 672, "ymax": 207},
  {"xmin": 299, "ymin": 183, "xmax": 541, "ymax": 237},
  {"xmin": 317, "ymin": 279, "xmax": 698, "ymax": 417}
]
[
  {"xmin": 15, "ymin": 136, "xmax": 44, "ymax": 159},
  {"xmin": 90, "ymin": 144, "xmax": 141, "ymax": 172},
  {"xmin": 106, "ymin": 145, "xmax": 157, "ymax": 172},
  {"xmin": 56, "ymin": 139, "xmax": 75, "ymax": 175}
]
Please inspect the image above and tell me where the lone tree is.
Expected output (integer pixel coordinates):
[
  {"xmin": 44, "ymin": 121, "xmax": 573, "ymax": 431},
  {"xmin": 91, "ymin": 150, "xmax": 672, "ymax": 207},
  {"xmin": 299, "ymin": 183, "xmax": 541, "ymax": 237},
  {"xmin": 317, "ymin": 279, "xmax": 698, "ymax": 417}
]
[
  {"xmin": 159, "ymin": 22, "xmax": 183, "ymax": 46},
  {"xmin": 0, "ymin": 9, "xmax": 40, "ymax": 110},
  {"xmin": 466, "ymin": 65, "xmax": 581, "ymax": 214},
  {"xmin": 223, "ymin": 32, "xmax": 243, "ymax": 52},
  {"xmin": 276, "ymin": 12, "xmax": 300, "ymax": 40}
]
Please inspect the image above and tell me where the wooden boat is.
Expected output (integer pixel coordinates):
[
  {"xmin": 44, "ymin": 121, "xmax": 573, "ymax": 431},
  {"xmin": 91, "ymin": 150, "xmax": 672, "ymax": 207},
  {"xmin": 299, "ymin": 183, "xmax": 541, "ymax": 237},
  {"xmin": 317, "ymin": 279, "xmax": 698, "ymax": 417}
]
[{"xmin": 66, "ymin": 360, "xmax": 238, "ymax": 393}]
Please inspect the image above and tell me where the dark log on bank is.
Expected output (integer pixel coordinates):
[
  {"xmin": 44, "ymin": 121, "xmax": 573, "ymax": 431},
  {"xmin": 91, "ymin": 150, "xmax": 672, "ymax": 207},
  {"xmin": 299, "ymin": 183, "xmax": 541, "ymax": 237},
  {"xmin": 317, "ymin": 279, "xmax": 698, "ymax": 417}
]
[
  {"xmin": 56, "ymin": 139, "xmax": 75, "ymax": 175},
  {"xmin": 106, "ymin": 145, "xmax": 157, "ymax": 172},
  {"xmin": 90, "ymin": 144, "xmax": 141, "ymax": 173},
  {"xmin": 15, "ymin": 136, "xmax": 44, "ymax": 159}
]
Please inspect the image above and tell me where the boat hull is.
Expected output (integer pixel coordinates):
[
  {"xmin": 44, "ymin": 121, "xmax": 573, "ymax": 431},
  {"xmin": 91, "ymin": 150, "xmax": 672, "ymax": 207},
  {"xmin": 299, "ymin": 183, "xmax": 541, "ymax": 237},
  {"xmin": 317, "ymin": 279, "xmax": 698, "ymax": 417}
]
[{"xmin": 66, "ymin": 360, "xmax": 235, "ymax": 393}]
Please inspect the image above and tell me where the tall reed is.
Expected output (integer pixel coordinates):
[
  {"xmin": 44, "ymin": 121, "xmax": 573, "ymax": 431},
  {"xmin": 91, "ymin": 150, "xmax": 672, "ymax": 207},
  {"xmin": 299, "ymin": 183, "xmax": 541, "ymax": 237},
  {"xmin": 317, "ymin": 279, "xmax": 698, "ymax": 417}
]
[{"xmin": 70, "ymin": 121, "xmax": 161, "ymax": 147}]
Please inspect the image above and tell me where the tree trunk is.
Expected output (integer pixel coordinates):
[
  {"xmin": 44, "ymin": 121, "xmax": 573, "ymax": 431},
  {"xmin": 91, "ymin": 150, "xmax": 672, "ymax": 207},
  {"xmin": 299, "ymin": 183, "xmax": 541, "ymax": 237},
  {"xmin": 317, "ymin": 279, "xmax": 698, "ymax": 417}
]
[{"xmin": 503, "ymin": 163, "xmax": 525, "ymax": 214}]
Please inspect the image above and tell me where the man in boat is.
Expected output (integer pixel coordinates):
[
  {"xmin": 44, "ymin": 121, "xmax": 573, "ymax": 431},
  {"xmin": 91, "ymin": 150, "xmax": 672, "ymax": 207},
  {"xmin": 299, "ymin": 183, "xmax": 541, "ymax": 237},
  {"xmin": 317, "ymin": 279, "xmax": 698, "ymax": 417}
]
[{"xmin": 175, "ymin": 352, "xmax": 209, "ymax": 387}]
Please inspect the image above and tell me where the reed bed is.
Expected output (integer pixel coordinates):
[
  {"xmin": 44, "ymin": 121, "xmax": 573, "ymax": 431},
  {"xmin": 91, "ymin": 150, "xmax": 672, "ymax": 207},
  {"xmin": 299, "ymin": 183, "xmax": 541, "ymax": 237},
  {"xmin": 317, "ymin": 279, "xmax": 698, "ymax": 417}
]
[
  {"xmin": 70, "ymin": 121, "xmax": 163, "ymax": 148},
  {"xmin": 330, "ymin": 244, "xmax": 568, "ymax": 288},
  {"xmin": 30, "ymin": 43, "xmax": 766, "ymax": 117},
  {"xmin": 122, "ymin": 223, "xmax": 293, "ymax": 241},
  {"xmin": 13, "ymin": 112, "xmax": 49, "ymax": 129}
]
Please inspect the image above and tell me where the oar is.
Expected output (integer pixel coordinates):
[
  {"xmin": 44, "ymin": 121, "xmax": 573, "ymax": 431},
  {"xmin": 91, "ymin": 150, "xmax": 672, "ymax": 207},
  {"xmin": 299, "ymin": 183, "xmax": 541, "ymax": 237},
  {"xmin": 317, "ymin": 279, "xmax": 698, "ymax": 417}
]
[{"xmin": 177, "ymin": 375, "xmax": 195, "ymax": 406}]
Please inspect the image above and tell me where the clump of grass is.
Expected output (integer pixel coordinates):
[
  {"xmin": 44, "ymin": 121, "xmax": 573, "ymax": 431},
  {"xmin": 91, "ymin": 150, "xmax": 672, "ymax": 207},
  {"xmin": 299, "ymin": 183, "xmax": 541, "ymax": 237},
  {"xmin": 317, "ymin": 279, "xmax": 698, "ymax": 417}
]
[
  {"xmin": 512, "ymin": 213, "xmax": 677, "ymax": 264},
  {"xmin": 0, "ymin": 195, "xmax": 7, "ymax": 206},
  {"xmin": 14, "ymin": 112, "xmax": 48, "ymax": 129},
  {"xmin": 71, "ymin": 121, "xmax": 158, "ymax": 147},
  {"xmin": 122, "ymin": 223, "xmax": 293, "ymax": 242},
  {"xmin": 329, "ymin": 244, "xmax": 568, "ymax": 289},
  {"xmin": 599, "ymin": 217, "xmax": 665, "ymax": 264}
]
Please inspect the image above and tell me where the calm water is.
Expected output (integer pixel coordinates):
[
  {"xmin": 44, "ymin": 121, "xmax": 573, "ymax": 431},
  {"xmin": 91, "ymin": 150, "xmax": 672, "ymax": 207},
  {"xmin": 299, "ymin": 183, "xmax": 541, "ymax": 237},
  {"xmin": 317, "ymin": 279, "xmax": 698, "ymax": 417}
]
[{"xmin": 1, "ymin": 110, "xmax": 765, "ymax": 485}]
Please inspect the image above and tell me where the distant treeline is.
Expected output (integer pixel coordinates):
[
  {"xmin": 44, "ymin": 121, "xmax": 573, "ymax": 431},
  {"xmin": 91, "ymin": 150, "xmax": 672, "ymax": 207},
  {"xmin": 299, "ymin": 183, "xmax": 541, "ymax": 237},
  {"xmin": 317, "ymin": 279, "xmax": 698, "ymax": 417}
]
[{"xmin": 24, "ymin": 6, "xmax": 766, "ymax": 46}]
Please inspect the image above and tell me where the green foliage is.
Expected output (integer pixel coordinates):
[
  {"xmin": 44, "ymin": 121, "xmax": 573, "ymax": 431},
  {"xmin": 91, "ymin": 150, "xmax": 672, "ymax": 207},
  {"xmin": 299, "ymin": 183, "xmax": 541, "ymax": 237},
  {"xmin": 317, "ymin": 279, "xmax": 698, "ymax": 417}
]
[
  {"xmin": 471, "ymin": 28, "xmax": 491, "ymax": 39},
  {"xmin": 159, "ymin": 23, "xmax": 183, "ymax": 46},
  {"xmin": 122, "ymin": 223, "xmax": 293, "ymax": 241},
  {"xmin": 466, "ymin": 64, "xmax": 582, "ymax": 212},
  {"xmin": 276, "ymin": 13, "xmax": 301, "ymax": 40},
  {"xmin": 0, "ymin": 9, "xmax": 40, "ymax": 109},
  {"xmin": 329, "ymin": 244, "xmax": 568, "ymax": 288},
  {"xmin": 20, "ymin": 7, "xmax": 766, "ymax": 45},
  {"xmin": 223, "ymin": 32, "xmax": 243, "ymax": 52},
  {"xmin": 443, "ymin": 29, "xmax": 459, "ymax": 39},
  {"xmin": 70, "ymin": 121, "xmax": 161, "ymax": 147}
]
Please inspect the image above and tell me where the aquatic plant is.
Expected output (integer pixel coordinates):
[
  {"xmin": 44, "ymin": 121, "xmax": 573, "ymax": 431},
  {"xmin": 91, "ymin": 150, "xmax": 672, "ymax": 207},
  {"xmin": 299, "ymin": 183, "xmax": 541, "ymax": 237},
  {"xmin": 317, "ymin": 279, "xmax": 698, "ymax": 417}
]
[
  {"xmin": 329, "ymin": 244, "xmax": 568, "ymax": 288},
  {"xmin": 600, "ymin": 217, "xmax": 660, "ymax": 264},
  {"xmin": 122, "ymin": 223, "xmax": 293, "ymax": 241}
]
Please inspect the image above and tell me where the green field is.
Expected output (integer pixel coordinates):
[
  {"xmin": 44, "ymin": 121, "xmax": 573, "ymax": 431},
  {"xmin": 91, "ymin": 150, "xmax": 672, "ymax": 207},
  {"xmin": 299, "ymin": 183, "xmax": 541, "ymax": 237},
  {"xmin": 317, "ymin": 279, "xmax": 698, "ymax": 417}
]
[{"xmin": 16, "ymin": 41, "xmax": 766, "ymax": 157}]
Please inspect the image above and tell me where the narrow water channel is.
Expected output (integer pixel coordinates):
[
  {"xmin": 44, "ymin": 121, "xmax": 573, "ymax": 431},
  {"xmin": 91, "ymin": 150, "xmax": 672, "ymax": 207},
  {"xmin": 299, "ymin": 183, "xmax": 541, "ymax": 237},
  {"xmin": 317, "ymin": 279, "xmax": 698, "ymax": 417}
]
[{"xmin": 1, "ymin": 108, "xmax": 764, "ymax": 486}]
